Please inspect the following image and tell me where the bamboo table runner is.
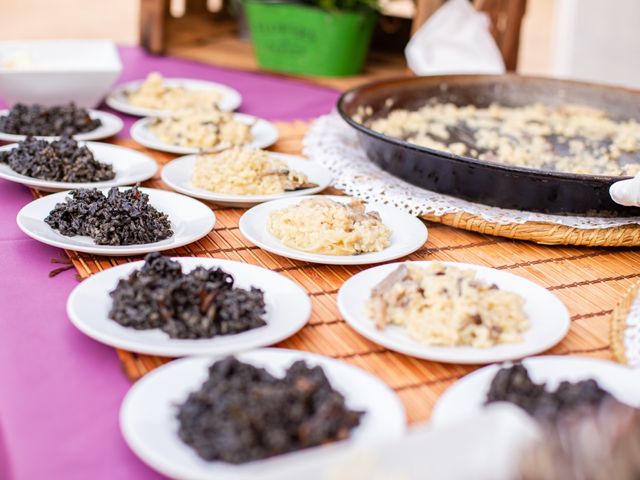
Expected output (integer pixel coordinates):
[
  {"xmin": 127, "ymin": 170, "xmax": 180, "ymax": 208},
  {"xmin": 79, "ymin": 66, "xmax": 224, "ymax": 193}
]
[{"xmin": 53, "ymin": 121, "xmax": 640, "ymax": 424}]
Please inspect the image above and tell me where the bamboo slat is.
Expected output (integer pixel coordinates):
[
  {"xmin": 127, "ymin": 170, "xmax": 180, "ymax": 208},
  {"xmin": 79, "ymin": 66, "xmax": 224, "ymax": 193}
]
[
  {"xmin": 610, "ymin": 280, "xmax": 640, "ymax": 364},
  {"xmin": 47, "ymin": 121, "xmax": 640, "ymax": 424},
  {"xmin": 424, "ymin": 213, "xmax": 640, "ymax": 247}
]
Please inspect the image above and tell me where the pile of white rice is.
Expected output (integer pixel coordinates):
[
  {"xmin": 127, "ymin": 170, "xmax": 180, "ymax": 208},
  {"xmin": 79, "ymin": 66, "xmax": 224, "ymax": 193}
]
[
  {"xmin": 191, "ymin": 148, "xmax": 310, "ymax": 195},
  {"xmin": 128, "ymin": 72, "xmax": 221, "ymax": 111},
  {"xmin": 362, "ymin": 102, "xmax": 640, "ymax": 176},
  {"xmin": 367, "ymin": 262, "xmax": 529, "ymax": 348},
  {"xmin": 149, "ymin": 109, "xmax": 251, "ymax": 148},
  {"xmin": 267, "ymin": 198, "xmax": 391, "ymax": 256}
]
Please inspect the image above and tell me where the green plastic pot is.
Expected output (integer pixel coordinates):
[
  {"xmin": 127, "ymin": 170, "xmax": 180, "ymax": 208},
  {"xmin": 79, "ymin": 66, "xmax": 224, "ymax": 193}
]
[{"xmin": 244, "ymin": 1, "xmax": 377, "ymax": 77}]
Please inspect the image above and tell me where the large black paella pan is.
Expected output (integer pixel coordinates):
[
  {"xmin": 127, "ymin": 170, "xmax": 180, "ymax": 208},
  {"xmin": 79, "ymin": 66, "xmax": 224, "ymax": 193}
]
[{"xmin": 337, "ymin": 75, "xmax": 640, "ymax": 216}]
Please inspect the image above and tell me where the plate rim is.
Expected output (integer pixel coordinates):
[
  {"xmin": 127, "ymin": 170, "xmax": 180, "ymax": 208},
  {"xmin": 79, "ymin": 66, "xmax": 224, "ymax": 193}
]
[
  {"xmin": 337, "ymin": 260, "xmax": 571, "ymax": 364},
  {"xmin": 66, "ymin": 257, "xmax": 312, "ymax": 356},
  {"xmin": 160, "ymin": 152, "xmax": 333, "ymax": 204},
  {"xmin": 430, "ymin": 354, "xmax": 640, "ymax": 427},
  {"xmin": 106, "ymin": 77, "xmax": 243, "ymax": 116},
  {"xmin": 238, "ymin": 194, "xmax": 428, "ymax": 265},
  {"xmin": 119, "ymin": 347, "xmax": 407, "ymax": 480},
  {"xmin": 130, "ymin": 114, "xmax": 278, "ymax": 155},
  {"xmin": 0, "ymin": 108, "xmax": 123, "ymax": 142},
  {"xmin": 15, "ymin": 186, "xmax": 216, "ymax": 256},
  {"xmin": 0, "ymin": 140, "xmax": 158, "ymax": 190}
]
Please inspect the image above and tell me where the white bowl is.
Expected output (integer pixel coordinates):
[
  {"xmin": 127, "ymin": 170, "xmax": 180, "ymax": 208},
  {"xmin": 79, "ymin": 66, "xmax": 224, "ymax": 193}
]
[{"xmin": 0, "ymin": 40, "xmax": 122, "ymax": 108}]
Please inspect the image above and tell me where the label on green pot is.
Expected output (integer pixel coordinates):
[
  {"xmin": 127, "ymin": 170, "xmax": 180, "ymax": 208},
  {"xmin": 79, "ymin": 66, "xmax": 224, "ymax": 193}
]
[{"xmin": 245, "ymin": 1, "xmax": 376, "ymax": 77}]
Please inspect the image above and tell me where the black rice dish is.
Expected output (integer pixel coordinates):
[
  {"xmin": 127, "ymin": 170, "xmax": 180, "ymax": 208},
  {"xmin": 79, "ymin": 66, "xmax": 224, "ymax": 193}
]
[
  {"xmin": 109, "ymin": 253, "xmax": 266, "ymax": 339},
  {"xmin": 486, "ymin": 363, "xmax": 614, "ymax": 423},
  {"xmin": 0, "ymin": 103, "xmax": 102, "ymax": 136},
  {"xmin": 0, "ymin": 136, "xmax": 115, "ymax": 182},
  {"xmin": 44, "ymin": 187, "xmax": 172, "ymax": 245},
  {"xmin": 176, "ymin": 356, "xmax": 364, "ymax": 463}
]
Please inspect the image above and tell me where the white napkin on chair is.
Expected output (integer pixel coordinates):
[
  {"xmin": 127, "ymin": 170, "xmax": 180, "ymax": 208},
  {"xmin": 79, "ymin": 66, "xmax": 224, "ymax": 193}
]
[{"xmin": 405, "ymin": 0, "xmax": 506, "ymax": 75}]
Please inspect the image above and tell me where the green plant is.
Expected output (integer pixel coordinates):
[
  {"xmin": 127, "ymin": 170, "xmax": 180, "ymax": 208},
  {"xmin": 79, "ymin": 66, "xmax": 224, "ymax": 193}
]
[{"xmin": 256, "ymin": 0, "xmax": 379, "ymax": 12}]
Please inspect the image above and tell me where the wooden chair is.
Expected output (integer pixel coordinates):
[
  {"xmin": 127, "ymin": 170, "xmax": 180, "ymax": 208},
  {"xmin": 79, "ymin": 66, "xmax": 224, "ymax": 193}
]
[
  {"xmin": 140, "ymin": 0, "xmax": 228, "ymax": 55},
  {"xmin": 411, "ymin": 0, "xmax": 527, "ymax": 71},
  {"xmin": 140, "ymin": 0, "xmax": 527, "ymax": 75}
]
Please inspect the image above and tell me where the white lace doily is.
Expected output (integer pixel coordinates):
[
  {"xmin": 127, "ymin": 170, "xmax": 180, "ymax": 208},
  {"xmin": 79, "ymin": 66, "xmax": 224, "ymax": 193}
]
[
  {"xmin": 303, "ymin": 113, "xmax": 640, "ymax": 230},
  {"xmin": 624, "ymin": 291, "xmax": 640, "ymax": 367}
]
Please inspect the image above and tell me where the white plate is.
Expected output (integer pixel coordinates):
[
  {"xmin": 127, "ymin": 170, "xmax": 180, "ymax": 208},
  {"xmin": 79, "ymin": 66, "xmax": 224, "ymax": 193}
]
[
  {"xmin": 16, "ymin": 187, "xmax": 215, "ymax": 256},
  {"xmin": 161, "ymin": 152, "xmax": 333, "ymax": 207},
  {"xmin": 120, "ymin": 348, "xmax": 406, "ymax": 480},
  {"xmin": 130, "ymin": 113, "xmax": 279, "ymax": 155},
  {"xmin": 106, "ymin": 78, "xmax": 242, "ymax": 116},
  {"xmin": 431, "ymin": 355, "xmax": 640, "ymax": 427},
  {"xmin": 338, "ymin": 261, "xmax": 570, "ymax": 364},
  {"xmin": 0, "ymin": 141, "xmax": 157, "ymax": 192},
  {"xmin": 0, "ymin": 108, "xmax": 123, "ymax": 141},
  {"xmin": 239, "ymin": 195, "xmax": 428, "ymax": 265},
  {"xmin": 67, "ymin": 257, "xmax": 311, "ymax": 356}
]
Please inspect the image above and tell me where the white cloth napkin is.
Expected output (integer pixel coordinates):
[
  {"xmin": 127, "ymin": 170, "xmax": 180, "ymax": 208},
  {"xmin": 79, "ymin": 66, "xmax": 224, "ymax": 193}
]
[
  {"xmin": 257, "ymin": 404, "xmax": 538, "ymax": 480},
  {"xmin": 610, "ymin": 175, "xmax": 640, "ymax": 206},
  {"xmin": 405, "ymin": 0, "xmax": 506, "ymax": 75}
]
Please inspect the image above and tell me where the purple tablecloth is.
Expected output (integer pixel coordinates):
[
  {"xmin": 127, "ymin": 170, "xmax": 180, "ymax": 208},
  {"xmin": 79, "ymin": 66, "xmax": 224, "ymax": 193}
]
[{"xmin": 0, "ymin": 45, "xmax": 338, "ymax": 480}]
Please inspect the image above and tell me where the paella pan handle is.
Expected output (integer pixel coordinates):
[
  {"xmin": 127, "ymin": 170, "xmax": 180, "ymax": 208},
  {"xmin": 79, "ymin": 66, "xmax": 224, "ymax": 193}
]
[{"xmin": 611, "ymin": 175, "xmax": 640, "ymax": 207}]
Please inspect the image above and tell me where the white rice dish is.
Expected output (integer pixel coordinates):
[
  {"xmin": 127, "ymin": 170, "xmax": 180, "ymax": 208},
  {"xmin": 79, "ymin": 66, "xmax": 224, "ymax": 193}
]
[
  {"xmin": 149, "ymin": 109, "xmax": 251, "ymax": 148},
  {"xmin": 367, "ymin": 262, "xmax": 529, "ymax": 348},
  {"xmin": 127, "ymin": 72, "xmax": 221, "ymax": 112},
  {"xmin": 360, "ymin": 102, "xmax": 640, "ymax": 176},
  {"xmin": 191, "ymin": 148, "xmax": 314, "ymax": 195},
  {"xmin": 267, "ymin": 198, "xmax": 391, "ymax": 256}
]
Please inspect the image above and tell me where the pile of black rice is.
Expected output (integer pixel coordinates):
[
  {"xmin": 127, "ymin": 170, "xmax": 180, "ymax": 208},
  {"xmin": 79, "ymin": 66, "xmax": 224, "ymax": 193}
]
[
  {"xmin": 486, "ymin": 363, "xmax": 614, "ymax": 423},
  {"xmin": 0, "ymin": 103, "xmax": 102, "ymax": 136},
  {"xmin": 0, "ymin": 136, "xmax": 115, "ymax": 182},
  {"xmin": 109, "ymin": 253, "xmax": 266, "ymax": 339},
  {"xmin": 45, "ymin": 187, "xmax": 172, "ymax": 245},
  {"xmin": 177, "ymin": 356, "xmax": 364, "ymax": 463}
]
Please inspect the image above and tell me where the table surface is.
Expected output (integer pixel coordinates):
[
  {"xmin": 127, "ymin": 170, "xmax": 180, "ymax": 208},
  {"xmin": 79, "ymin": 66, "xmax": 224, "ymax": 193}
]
[
  {"xmin": 0, "ymin": 46, "xmax": 338, "ymax": 480},
  {"xmin": 2, "ymin": 46, "xmax": 640, "ymax": 480}
]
